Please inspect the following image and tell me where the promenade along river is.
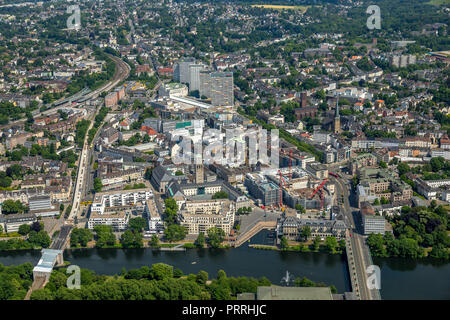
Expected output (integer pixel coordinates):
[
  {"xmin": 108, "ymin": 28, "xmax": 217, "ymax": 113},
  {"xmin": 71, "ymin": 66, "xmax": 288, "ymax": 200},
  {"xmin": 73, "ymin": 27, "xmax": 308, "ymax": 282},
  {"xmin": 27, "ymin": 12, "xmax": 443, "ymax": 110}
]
[{"xmin": 0, "ymin": 231, "xmax": 449, "ymax": 299}]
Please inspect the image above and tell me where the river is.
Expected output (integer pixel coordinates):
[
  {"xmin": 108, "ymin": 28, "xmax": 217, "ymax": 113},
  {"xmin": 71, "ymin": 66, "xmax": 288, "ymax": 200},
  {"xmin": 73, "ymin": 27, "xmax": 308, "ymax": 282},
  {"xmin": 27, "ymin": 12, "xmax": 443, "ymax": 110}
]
[{"xmin": 0, "ymin": 230, "xmax": 448, "ymax": 299}]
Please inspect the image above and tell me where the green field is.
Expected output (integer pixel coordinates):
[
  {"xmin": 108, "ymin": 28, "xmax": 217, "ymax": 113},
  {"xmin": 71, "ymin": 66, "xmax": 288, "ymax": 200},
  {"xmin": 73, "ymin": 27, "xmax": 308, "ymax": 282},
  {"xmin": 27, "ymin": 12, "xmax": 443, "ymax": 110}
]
[
  {"xmin": 250, "ymin": 4, "xmax": 312, "ymax": 12},
  {"xmin": 426, "ymin": 0, "xmax": 450, "ymax": 5}
]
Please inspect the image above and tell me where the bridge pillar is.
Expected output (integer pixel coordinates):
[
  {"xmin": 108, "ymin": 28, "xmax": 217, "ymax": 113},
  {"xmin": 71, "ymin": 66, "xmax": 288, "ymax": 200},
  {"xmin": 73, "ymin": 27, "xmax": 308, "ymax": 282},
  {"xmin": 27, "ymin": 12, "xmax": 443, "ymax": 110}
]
[{"xmin": 56, "ymin": 252, "xmax": 64, "ymax": 266}]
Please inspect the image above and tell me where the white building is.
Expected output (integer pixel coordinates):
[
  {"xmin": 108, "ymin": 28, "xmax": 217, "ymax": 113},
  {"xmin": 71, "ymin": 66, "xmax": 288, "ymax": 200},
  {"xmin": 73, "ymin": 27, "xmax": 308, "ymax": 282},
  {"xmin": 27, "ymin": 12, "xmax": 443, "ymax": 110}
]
[
  {"xmin": 91, "ymin": 188, "xmax": 153, "ymax": 214},
  {"xmin": 88, "ymin": 211, "xmax": 129, "ymax": 231},
  {"xmin": 145, "ymin": 199, "xmax": 164, "ymax": 234}
]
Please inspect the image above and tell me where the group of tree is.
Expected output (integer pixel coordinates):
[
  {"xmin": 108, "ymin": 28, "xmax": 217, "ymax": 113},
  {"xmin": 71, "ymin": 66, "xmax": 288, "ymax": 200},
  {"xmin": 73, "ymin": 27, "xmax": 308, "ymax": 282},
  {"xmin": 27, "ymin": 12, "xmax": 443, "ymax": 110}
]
[
  {"xmin": 163, "ymin": 198, "xmax": 178, "ymax": 225},
  {"xmin": 93, "ymin": 225, "xmax": 116, "ymax": 248},
  {"xmin": 206, "ymin": 227, "xmax": 225, "ymax": 248},
  {"xmin": 31, "ymin": 263, "xmax": 274, "ymax": 300},
  {"xmin": 293, "ymin": 276, "xmax": 337, "ymax": 294},
  {"xmin": 0, "ymin": 263, "xmax": 34, "ymax": 300},
  {"xmin": 6, "ymin": 144, "xmax": 78, "ymax": 168},
  {"xmin": 367, "ymin": 205, "xmax": 449, "ymax": 259},
  {"xmin": 211, "ymin": 191, "xmax": 228, "ymax": 199},
  {"xmin": 164, "ymin": 224, "xmax": 188, "ymax": 243},
  {"xmin": 120, "ymin": 217, "xmax": 146, "ymax": 248},
  {"xmin": 93, "ymin": 177, "xmax": 103, "ymax": 193},
  {"xmin": 0, "ymin": 199, "xmax": 27, "ymax": 214},
  {"xmin": 0, "ymin": 164, "xmax": 24, "ymax": 188},
  {"xmin": 236, "ymin": 207, "xmax": 252, "ymax": 215},
  {"xmin": 70, "ymin": 228, "xmax": 94, "ymax": 248}
]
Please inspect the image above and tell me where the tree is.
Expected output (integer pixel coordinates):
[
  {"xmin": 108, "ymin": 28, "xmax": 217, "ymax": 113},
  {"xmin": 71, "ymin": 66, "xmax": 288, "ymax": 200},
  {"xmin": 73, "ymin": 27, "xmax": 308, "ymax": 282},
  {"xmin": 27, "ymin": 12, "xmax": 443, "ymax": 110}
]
[
  {"xmin": 373, "ymin": 198, "xmax": 380, "ymax": 206},
  {"xmin": 164, "ymin": 198, "xmax": 178, "ymax": 225},
  {"xmin": 150, "ymin": 234, "xmax": 160, "ymax": 248},
  {"xmin": 379, "ymin": 161, "xmax": 387, "ymax": 169},
  {"xmin": 1, "ymin": 200, "xmax": 26, "ymax": 214},
  {"xmin": 120, "ymin": 230, "xmax": 143, "ymax": 248},
  {"xmin": 196, "ymin": 271, "xmax": 208, "ymax": 285},
  {"xmin": 128, "ymin": 217, "xmax": 146, "ymax": 232},
  {"xmin": 18, "ymin": 224, "xmax": 31, "ymax": 235},
  {"xmin": 164, "ymin": 224, "xmax": 187, "ymax": 242},
  {"xmin": 367, "ymin": 233, "xmax": 386, "ymax": 257},
  {"xmin": 28, "ymin": 230, "xmax": 50, "ymax": 248},
  {"xmin": 211, "ymin": 191, "xmax": 228, "ymax": 199},
  {"xmin": 325, "ymin": 236, "xmax": 338, "ymax": 254},
  {"xmin": 31, "ymin": 221, "xmax": 42, "ymax": 232},
  {"xmin": 397, "ymin": 163, "xmax": 410, "ymax": 176},
  {"xmin": 280, "ymin": 236, "xmax": 289, "ymax": 249},
  {"xmin": 93, "ymin": 178, "xmax": 103, "ymax": 192},
  {"xmin": 313, "ymin": 236, "xmax": 321, "ymax": 251},
  {"xmin": 144, "ymin": 168, "xmax": 152, "ymax": 180},
  {"xmin": 94, "ymin": 225, "xmax": 116, "ymax": 248},
  {"xmin": 70, "ymin": 228, "xmax": 93, "ymax": 247},
  {"xmin": 217, "ymin": 270, "xmax": 227, "ymax": 281},
  {"xmin": 300, "ymin": 226, "xmax": 311, "ymax": 241},
  {"xmin": 194, "ymin": 232, "xmax": 206, "ymax": 248},
  {"xmin": 430, "ymin": 157, "xmax": 444, "ymax": 172},
  {"xmin": 338, "ymin": 239, "xmax": 346, "ymax": 252},
  {"xmin": 150, "ymin": 263, "xmax": 173, "ymax": 281},
  {"xmin": 295, "ymin": 204, "xmax": 306, "ymax": 213},
  {"xmin": 207, "ymin": 227, "xmax": 225, "ymax": 248},
  {"xmin": 173, "ymin": 268, "xmax": 184, "ymax": 278}
]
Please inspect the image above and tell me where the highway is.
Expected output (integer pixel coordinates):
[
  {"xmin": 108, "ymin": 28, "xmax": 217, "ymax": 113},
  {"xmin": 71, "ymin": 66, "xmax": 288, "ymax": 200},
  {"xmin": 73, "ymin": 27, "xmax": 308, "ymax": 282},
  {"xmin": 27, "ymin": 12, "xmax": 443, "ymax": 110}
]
[
  {"xmin": 66, "ymin": 55, "xmax": 130, "ymax": 225},
  {"xmin": 332, "ymin": 174, "xmax": 381, "ymax": 300}
]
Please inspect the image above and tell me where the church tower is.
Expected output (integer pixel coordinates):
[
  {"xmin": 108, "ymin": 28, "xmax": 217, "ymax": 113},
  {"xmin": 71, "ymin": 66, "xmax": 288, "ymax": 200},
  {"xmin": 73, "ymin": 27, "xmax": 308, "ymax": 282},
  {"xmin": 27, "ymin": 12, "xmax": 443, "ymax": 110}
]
[
  {"xmin": 333, "ymin": 97, "xmax": 341, "ymax": 134},
  {"xmin": 195, "ymin": 164, "xmax": 204, "ymax": 184}
]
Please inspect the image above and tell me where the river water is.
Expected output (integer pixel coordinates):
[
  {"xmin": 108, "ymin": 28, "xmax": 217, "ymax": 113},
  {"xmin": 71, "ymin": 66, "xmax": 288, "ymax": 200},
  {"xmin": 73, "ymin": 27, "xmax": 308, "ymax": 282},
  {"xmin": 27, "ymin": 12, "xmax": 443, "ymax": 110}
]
[{"xmin": 0, "ymin": 230, "xmax": 448, "ymax": 299}]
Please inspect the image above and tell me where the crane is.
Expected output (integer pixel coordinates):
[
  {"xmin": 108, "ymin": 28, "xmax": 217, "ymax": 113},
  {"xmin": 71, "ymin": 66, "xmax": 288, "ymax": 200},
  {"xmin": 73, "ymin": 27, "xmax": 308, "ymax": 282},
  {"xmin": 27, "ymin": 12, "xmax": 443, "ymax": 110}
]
[
  {"xmin": 309, "ymin": 178, "xmax": 327, "ymax": 210},
  {"xmin": 289, "ymin": 149, "xmax": 293, "ymax": 181},
  {"xmin": 278, "ymin": 170, "xmax": 288, "ymax": 210}
]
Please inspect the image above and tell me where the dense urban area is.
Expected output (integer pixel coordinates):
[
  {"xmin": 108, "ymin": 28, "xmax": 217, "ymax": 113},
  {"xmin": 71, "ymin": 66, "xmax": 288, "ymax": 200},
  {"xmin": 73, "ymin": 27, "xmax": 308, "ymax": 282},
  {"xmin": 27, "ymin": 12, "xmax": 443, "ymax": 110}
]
[{"xmin": 0, "ymin": 0, "xmax": 449, "ymax": 301}]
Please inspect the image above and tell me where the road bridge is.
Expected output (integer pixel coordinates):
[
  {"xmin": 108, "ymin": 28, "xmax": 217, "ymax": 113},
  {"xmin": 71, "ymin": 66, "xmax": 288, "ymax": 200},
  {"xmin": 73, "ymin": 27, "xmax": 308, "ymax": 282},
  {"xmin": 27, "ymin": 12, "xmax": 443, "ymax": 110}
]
[{"xmin": 332, "ymin": 176, "xmax": 381, "ymax": 300}]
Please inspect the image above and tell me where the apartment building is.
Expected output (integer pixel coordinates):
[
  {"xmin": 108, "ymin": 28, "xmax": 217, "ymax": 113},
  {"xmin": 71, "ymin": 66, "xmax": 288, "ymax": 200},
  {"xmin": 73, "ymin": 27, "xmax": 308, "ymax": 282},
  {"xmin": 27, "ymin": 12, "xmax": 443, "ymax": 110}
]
[
  {"xmin": 348, "ymin": 153, "xmax": 378, "ymax": 175},
  {"xmin": 144, "ymin": 198, "xmax": 164, "ymax": 234},
  {"xmin": 91, "ymin": 188, "xmax": 153, "ymax": 214},
  {"xmin": 177, "ymin": 199, "xmax": 235, "ymax": 235},
  {"xmin": 357, "ymin": 168, "xmax": 413, "ymax": 205},
  {"xmin": 88, "ymin": 211, "xmax": 129, "ymax": 231}
]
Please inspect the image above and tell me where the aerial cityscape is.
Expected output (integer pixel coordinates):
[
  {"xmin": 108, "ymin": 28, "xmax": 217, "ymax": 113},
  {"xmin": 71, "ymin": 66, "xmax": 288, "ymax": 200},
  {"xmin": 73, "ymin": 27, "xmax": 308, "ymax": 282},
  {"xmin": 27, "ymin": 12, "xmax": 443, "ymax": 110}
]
[{"xmin": 0, "ymin": 0, "xmax": 448, "ymax": 305}]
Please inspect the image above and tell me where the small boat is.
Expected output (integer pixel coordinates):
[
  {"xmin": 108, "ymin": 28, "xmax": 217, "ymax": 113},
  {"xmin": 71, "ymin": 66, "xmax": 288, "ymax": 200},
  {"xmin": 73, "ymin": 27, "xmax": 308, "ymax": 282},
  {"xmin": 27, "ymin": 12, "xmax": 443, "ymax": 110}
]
[{"xmin": 191, "ymin": 261, "xmax": 197, "ymax": 265}]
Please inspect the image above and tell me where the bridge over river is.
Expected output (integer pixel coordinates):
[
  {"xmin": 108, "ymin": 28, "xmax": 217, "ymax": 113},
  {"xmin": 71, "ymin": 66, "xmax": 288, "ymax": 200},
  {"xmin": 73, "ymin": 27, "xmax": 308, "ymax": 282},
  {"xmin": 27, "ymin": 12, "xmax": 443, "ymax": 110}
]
[{"xmin": 24, "ymin": 225, "xmax": 73, "ymax": 300}]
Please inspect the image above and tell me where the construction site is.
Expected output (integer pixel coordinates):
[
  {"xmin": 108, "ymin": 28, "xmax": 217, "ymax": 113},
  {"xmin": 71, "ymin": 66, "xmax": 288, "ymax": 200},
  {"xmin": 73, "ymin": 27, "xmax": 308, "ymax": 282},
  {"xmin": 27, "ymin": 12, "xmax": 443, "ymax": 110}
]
[{"xmin": 265, "ymin": 166, "xmax": 333, "ymax": 213}]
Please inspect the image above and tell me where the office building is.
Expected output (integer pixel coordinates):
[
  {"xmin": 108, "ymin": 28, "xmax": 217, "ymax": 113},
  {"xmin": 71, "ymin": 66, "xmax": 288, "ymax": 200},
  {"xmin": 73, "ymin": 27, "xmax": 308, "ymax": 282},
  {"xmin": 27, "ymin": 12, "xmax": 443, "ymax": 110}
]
[
  {"xmin": 199, "ymin": 71, "xmax": 234, "ymax": 107},
  {"xmin": 0, "ymin": 213, "xmax": 37, "ymax": 233},
  {"xmin": 361, "ymin": 202, "xmax": 386, "ymax": 235},
  {"xmin": 244, "ymin": 173, "xmax": 279, "ymax": 207},
  {"xmin": 174, "ymin": 57, "xmax": 196, "ymax": 84}
]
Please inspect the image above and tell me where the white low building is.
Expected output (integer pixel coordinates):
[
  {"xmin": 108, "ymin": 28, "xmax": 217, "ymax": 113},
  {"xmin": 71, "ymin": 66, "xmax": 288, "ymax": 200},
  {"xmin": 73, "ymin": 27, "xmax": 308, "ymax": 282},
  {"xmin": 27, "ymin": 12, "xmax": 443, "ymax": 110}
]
[{"xmin": 91, "ymin": 188, "xmax": 153, "ymax": 214}]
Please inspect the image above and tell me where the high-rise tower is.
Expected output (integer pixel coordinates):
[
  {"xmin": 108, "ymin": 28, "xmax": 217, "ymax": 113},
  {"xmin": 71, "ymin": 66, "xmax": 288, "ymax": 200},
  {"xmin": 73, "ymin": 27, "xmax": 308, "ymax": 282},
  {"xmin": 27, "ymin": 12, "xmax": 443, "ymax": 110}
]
[{"xmin": 333, "ymin": 96, "xmax": 341, "ymax": 134}]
